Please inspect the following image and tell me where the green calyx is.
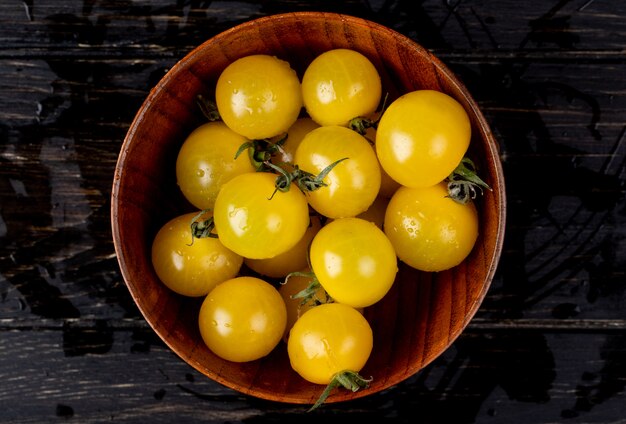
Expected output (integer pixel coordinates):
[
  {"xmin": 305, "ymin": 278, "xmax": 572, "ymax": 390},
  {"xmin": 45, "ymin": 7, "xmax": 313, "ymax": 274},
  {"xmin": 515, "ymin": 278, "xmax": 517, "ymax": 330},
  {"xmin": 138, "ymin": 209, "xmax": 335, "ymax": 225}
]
[
  {"xmin": 446, "ymin": 157, "xmax": 492, "ymax": 204},
  {"xmin": 187, "ymin": 209, "xmax": 216, "ymax": 246},
  {"xmin": 308, "ymin": 370, "xmax": 373, "ymax": 412},
  {"xmin": 196, "ymin": 94, "xmax": 221, "ymax": 122},
  {"xmin": 234, "ymin": 134, "xmax": 288, "ymax": 171},
  {"xmin": 348, "ymin": 93, "xmax": 389, "ymax": 136},
  {"xmin": 265, "ymin": 157, "xmax": 349, "ymax": 200},
  {"xmin": 284, "ymin": 271, "xmax": 332, "ymax": 307}
]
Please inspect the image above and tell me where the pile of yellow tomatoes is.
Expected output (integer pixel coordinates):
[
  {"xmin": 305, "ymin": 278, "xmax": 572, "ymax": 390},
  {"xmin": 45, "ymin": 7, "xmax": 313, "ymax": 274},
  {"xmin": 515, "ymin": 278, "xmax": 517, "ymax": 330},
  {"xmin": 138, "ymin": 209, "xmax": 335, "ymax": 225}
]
[{"xmin": 150, "ymin": 48, "xmax": 489, "ymax": 410}]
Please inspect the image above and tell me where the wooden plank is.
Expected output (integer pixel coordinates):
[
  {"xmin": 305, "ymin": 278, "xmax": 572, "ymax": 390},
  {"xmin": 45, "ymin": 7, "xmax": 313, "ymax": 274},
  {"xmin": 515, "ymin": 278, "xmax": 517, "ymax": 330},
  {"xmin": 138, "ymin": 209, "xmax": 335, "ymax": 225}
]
[
  {"xmin": 0, "ymin": 1, "xmax": 624, "ymax": 423},
  {"xmin": 0, "ymin": 327, "xmax": 624, "ymax": 422},
  {"xmin": 0, "ymin": 1, "xmax": 625, "ymax": 57}
]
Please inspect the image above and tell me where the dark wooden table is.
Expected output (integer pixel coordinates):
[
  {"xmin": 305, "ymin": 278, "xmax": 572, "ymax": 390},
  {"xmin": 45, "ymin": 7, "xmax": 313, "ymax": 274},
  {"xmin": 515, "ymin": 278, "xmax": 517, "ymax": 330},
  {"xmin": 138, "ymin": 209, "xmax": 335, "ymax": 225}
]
[{"xmin": 1, "ymin": 1, "xmax": 625, "ymax": 422}]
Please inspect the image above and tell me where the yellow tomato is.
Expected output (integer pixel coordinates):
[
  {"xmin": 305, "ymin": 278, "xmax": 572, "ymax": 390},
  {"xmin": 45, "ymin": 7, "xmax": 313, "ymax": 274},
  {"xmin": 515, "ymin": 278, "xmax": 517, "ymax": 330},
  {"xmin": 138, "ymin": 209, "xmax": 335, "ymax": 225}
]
[
  {"xmin": 384, "ymin": 182, "xmax": 479, "ymax": 271},
  {"xmin": 302, "ymin": 49, "xmax": 382, "ymax": 127},
  {"xmin": 151, "ymin": 212, "xmax": 243, "ymax": 297},
  {"xmin": 309, "ymin": 217, "xmax": 397, "ymax": 308},
  {"xmin": 376, "ymin": 90, "xmax": 471, "ymax": 188},
  {"xmin": 215, "ymin": 54, "xmax": 303, "ymax": 139},
  {"xmin": 213, "ymin": 172, "xmax": 310, "ymax": 259},
  {"xmin": 198, "ymin": 276, "xmax": 287, "ymax": 362},
  {"xmin": 287, "ymin": 303, "xmax": 373, "ymax": 385},
  {"xmin": 294, "ymin": 126, "xmax": 381, "ymax": 219},
  {"xmin": 175, "ymin": 122, "xmax": 255, "ymax": 210}
]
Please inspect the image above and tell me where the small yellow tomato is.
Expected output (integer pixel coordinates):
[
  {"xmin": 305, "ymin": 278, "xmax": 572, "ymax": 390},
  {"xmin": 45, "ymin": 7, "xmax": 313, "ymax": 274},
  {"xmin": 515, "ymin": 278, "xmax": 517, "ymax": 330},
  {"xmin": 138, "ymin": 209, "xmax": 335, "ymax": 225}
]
[
  {"xmin": 198, "ymin": 276, "xmax": 287, "ymax": 362},
  {"xmin": 151, "ymin": 212, "xmax": 243, "ymax": 297},
  {"xmin": 294, "ymin": 125, "xmax": 381, "ymax": 219},
  {"xmin": 213, "ymin": 172, "xmax": 310, "ymax": 259},
  {"xmin": 384, "ymin": 182, "xmax": 479, "ymax": 272},
  {"xmin": 215, "ymin": 55, "xmax": 303, "ymax": 139},
  {"xmin": 309, "ymin": 217, "xmax": 397, "ymax": 308},
  {"xmin": 175, "ymin": 122, "xmax": 255, "ymax": 210},
  {"xmin": 376, "ymin": 90, "xmax": 471, "ymax": 188},
  {"xmin": 302, "ymin": 49, "xmax": 382, "ymax": 127},
  {"xmin": 287, "ymin": 303, "xmax": 373, "ymax": 385}
]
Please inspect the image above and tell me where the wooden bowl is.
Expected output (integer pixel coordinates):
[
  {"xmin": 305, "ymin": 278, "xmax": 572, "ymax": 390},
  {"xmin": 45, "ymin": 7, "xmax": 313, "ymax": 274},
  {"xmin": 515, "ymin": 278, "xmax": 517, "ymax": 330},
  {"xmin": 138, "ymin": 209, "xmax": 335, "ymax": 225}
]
[{"xmin": 111, "ymin": 12, "xmax": 506, "ymax": 405}]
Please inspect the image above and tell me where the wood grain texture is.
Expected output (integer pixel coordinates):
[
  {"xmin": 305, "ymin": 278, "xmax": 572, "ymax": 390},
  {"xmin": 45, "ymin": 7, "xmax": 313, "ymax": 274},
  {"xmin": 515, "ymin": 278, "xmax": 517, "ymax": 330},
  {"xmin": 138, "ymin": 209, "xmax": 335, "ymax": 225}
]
[{"xmin": 1, "ymin": 0, "xmax": 625, "ymax": 422}]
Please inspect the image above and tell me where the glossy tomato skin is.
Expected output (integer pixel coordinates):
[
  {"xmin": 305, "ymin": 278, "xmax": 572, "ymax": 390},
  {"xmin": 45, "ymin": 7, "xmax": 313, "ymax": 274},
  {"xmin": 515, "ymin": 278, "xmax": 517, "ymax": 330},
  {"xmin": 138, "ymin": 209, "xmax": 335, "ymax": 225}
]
[
  {"xmin": 176, "ymin": 122, "xmax": 255, "ymax": 210},
  {"xmin": 309, "ymin": 217, "xmax": 397, "ymax": 308},
  {"xmin": 384, "ymin": 182, "xmax": 479, "ymax": 272},
  {"xmin": 376, "ymin": 90, "xmax": 471, "ymax": 188},
  {"xmin": 215, "ymin": 54, "xmax": 303, "ymax": 139},
  {"xmin": 287, "ymin": 303, "xmax": 373, "ymax": 385},
  {"xmin": 294, "ymin": 125, "xmax": 381, "ymax": 219},
  {"xmin": 364, "ymin": 126, "xmax": 401, "ymax": 198},
  {"xmin": 198, "ymin": 276, "xmax": 287, "ymax": 362},
  {"xmin": 213, "ymin": 171, "xmax": 310, "ymax": 259},
  {"xmin": 302, "ymin": 49, "xmax": 382, "ymax": 127},
  {"xmin": 151, "ymin": 212, "xmax": 243, "ymax": 297},
  {"xmin": 245, "ymin": 214, "xmax": 323, "ymax": 278}
]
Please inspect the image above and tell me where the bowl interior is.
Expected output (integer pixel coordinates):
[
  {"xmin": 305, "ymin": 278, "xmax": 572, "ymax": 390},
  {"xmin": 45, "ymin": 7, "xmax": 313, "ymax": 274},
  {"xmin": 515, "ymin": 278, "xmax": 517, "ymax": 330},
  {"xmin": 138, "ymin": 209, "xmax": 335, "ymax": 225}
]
[{"xmin": 111, "ymin": 12, "xmax": 506, "ymax": 405}]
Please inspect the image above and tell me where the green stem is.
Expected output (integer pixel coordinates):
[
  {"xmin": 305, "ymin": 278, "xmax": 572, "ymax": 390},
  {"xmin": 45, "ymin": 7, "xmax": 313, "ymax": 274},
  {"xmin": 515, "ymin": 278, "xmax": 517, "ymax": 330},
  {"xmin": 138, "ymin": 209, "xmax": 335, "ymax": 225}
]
[
  {"xmin": 348, "ymin": 92, "xmax": 389, "ymax": 135},
  {"xmin": 196, "ymin": 94, "xmax": 221, "ymax": 122},
  {"xmin": 446, "ymin": 157, "xmax": 492, "ymax": 204},
  {"xmin": 187, "ymin": 209, "xmax": 216, "ymax": 245},
  {"xmin": 308, "ymin": 370, "xmax": 373, "ymax": 412}
]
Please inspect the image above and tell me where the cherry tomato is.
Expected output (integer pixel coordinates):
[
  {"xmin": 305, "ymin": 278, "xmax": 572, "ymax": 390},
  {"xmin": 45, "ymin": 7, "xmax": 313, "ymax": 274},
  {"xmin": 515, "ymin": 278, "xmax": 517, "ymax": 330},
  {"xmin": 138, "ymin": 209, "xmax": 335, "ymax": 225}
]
[
  {"xmin": 151, "ymin": 212, "xmax": 243, "ymax": 297},
  {"xmin": 376, "ymin": 89, "xmax": 471, "ymax": 188},
  {"xmin": 215, "ymin": 54, "xmax": 303, "ymax": 139},
  {"xmin": 294, "ymin": 125, "xmax": 381, "ymax": 219},
  {"xmin": 301, "ymin": 49, "xmax": 382, "ymax": 127},
  {"xmin": 198, "ymin": 276, "xmax": 287, "ymax": 362},
  {"xmin": 245, "ymin": 214, "xmax": 323, "ymax": 278},
  {"xmin": 287, "ymin": 302, "xmax": 373, "ymax": 385},
  {"xmin": 309, "ymin": 217, "xmax": 397, "ymax": 308},
  {"xmin": 176, "ymin": 122, "xmax": 255, "ymax": 210},
  {"xmin": 384, "ymin": 182, "xmax": 479, "ymax": 272},
  {"xmin": 213, "ymin": 171, "xmax": 310, "ymax": 259}
]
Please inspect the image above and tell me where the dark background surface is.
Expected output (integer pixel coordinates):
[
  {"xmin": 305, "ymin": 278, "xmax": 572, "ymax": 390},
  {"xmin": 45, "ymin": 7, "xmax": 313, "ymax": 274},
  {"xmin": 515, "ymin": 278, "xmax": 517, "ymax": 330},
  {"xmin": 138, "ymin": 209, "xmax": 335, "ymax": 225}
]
[{"xmin": 1, "ymin": 1, "xmax": 625, "ymax": 422}]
